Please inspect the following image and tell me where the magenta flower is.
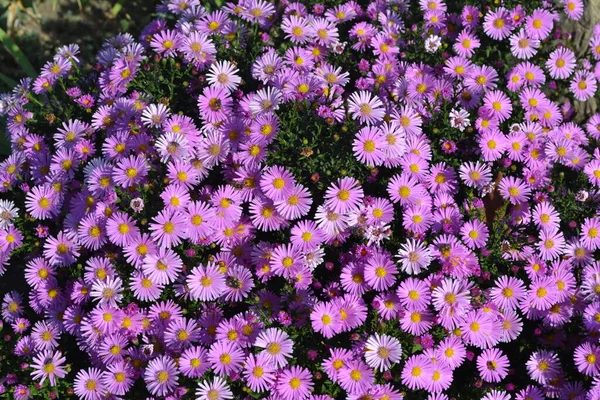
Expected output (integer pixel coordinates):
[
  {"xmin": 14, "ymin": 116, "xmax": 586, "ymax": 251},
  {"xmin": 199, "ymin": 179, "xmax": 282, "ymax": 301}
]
[
  {"xmin": 30, "ymin": 350, "xmax": 67, "ymax": 386},
  {"xmin": 477, "ymin": 348, "xmax": 509, "ymax": 382},
  {"xmin": 143, "ymin": 355, "xmax": 179, "ymax": 396},
  {"xmin": 276, "ymin": 366, "xmax": 314, "ymax": 400}
]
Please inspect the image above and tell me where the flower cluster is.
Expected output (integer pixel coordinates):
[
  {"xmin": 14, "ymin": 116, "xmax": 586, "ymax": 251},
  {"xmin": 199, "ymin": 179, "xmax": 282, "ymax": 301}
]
[{"xmin": 0, "ymin": 0, "xmax": 600, "ymax": 399}]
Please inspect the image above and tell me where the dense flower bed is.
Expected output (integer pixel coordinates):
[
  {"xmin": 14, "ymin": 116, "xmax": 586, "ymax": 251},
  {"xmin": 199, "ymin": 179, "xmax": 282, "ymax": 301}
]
[{"xmin": 1, "ymin": 0, "xmax": 600, "ymax": 398}]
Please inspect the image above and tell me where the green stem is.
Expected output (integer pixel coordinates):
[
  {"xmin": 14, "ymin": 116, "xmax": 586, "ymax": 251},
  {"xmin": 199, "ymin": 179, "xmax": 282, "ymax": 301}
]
[{"xmin": 26, "ymin": 93, "xmax": 44, "ymax": 107}]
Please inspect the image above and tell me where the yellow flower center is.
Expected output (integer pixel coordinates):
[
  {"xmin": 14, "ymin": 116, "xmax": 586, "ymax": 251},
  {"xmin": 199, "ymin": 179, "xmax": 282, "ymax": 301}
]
[
  {"xmin": 350, "ymin": 370, "xmax": 362, "ymax": 381},
  {"xmin": 163, "ymin": 222, "xmax": 175, "ymax": 234},
  {"xmin": 219, "ymin": 354, "xmax": 232, "ymax": 365},
  {"xmin": 587, "ymin": 354, "xmax": 597, "ymax": 364},
  {"xmin": 157, "ymin": 371, "xmax": 169, "ymax": 383},
  {"xmin": 289, "ymin": 377, "xmax": 301, "ymax": 389},
  {"xmin": 44, "ymin": 363, "xmax": 55, "ymax": 374}
]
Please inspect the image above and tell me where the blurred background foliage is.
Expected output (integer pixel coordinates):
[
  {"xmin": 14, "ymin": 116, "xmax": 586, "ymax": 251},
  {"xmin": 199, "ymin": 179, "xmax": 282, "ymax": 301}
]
[
  {"xmin": 0, "ymin": 0, "xmax": 164, "ymax": 154},
  {"xmin": 0, "ymin": 0, "xmax": 165, "ymax": 89}
]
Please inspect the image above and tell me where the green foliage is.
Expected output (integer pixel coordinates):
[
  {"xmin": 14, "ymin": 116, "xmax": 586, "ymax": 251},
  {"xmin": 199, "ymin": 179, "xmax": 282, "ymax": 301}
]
[{"xmin": 0, "ymin": 27, "xmax": 36, "ymax": 77}]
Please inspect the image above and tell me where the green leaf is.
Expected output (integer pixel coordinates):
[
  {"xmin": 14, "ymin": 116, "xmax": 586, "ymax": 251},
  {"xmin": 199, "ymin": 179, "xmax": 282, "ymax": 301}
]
[
  {"xmin": 111, "ymin": 1, "xmax": 123, "ymax": 17},
  {"xmin": 0, "ymin": 72, "xmax": 18, "ymax": 88},
  {"xmin": 0, "ymin": 28, "xmax": 36, "ymax": 78},
  {"xmin": 412, "ymin": 343, "xmax": 423, "ymax": 353}
]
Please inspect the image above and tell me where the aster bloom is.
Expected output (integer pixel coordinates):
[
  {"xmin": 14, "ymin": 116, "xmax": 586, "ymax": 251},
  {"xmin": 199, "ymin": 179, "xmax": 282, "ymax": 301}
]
[
  {"xmin": 282, "ymin": 16, "xmax": 313, "ymax": 43},
  {"xmin": 276, "ymin": 366, "xmax": 314, "ymax": 400},
  {"xmin": 149, "ymin": 209, "xmax": 187, "ymax": 249},
  {"xmin": 574, "ymin": 342, "xmax": 600, "ymax": 376},
  {"xmin": 187, "ymin": 262, "xmax": 226, "ymax": 301},
  {"xmin": 348, "ymin": 91, "xmax": 385, "ymax": 125},
  {"xmin": 477, "ymin": 348, "xmax": 509, "ymax": 382},
  {"xmin": 563, "ymin": 0, "xmax": 584, "ymax": 20},
  {"xmin": 498, "ymin": 176, "xmax": 531, "ymax": 204},
  {"xmin": 353, "ymin": 126, "xmax": 387, "ymax": 166},
  {"xmin": 74, "ymin": 368, "xmax": 105, "ymax": 400},
  {"xmin": 165, "ymin": 317, "xmax": 199, "ymax": 350},
  {"xmin": 142, "ymin": 248, "xmax": 183, "ymax": 285},
  {"xmin": 30, "ymin": 350, "xmax": 67, "ymax": 386},
  {"xmin": 270, "ymin": 243, "xmax": 304, "ymax": 278},
  {"xmin": 13, "ymin": 385, "xmax": 31, "ymax": 400},
  {"xmin": 78, "ymin": 215, "xmax": 107, "ymax": 251},
  {"xmin": 460, "ymin": 310, "xmax": 501, "ymax": 348},
  {"xmin": 580, "ymin": 217, "xmax": 600, "ymax": 250},
  {"xmin": 182, "ymin": 31, "xmax": 216, "ymax": 67},
  {"xmin": 90, "ymin": 275, "xmax": 123, "ymax": 306},
  {"xmin": 525, "ymin": 9, "xmax": 554, "ymax": 40},
  {"xmin": 198, "ymin": 86, "xmax": 233, "ymax": 123},
  {"xmin": 290, "ymin": 220, "xmax": 324, "ymax": 251},
  {"xmin": 387, "ymin": 173, "xmax": 427, "ymax": 206},
  {"xmin": 481, "ymin": 390, "xmax": 511, "ymax": 400},
  {"xmin": 364, "ymin": 250, "xmax": 398, "ymax": 291},
  {"xmin": 196, "ymin": 376, "xmax": 233, "ymax": 400},
  {"xmin": 260, "ymin": 165, "xmax": 296, "ymax": 202},
  {"xmin": 402, "ymin": 354, "xmax": 434, "ymax": 389},
  {"xmin": 101, "ymin": 361, "xmax": 133, "ymax": 396},
  {"xmin": 324, "ymin": 177, "xmax": 364, "ymax": 214},
  {"xmin": 25, "ymin": 185, "xmax": 58, "ymax": 220},
  {"xmin": 396, "ymin": 239, "xmax": 432, "ymax": 275},
  {"xmin": 526, "ymin": 350, "xmax": 561, "ymax": 384},
  {"xmin": 25, "ymin": 257, "xmax": 56, "ymax": 288},
  {"xmin": 546, "ymin": 47, "xmax": 576, "ymax": 79},
  {"xmin": 436, "ymin": 336, "xmax": 466, "ymax": 370},
  {"xmin": 207, "ymin": 60, "xmax": 241, "ymax": 91},
  {"xmin": 130, "ymin": 271, "xmax": 164, "ymax": 302},
  {"xmin": 397, "ymin": 278, "xmax": 431, "ymax": 311},
  {"xmin": 144, "ymin": 355, "xmax": 178, "ymax": 396},
  {"xmin": 426, "ymin": 360, "xmax": 453, "ymax": 393},
  {"xmin": 185, "ymin": 201, "xmax": 216, "ymax": 243},
  {"xmin": 254, "ymin": 327, "xmax": 294, "ymax": 368},
  {"xmin": 510, "ymin": 29, "xmax": 539, "ymax": 59},
  {"xmin": 432, "ymin": 278, "xmax": 472, "ymax": 321},
  {"xmin": 490, "ymin": 276, "xmax": 527, "ymax": 310},
  {"xmin": 179, "ymin": 346, "xmax": 209, "ymax": 379},
  {"xmin": 243, "ymin": 353, "xmax": 276, "ymax": 393},
  {"xmin": 274, "ymin": 183, "xmax": 313, "ymax": 220},
  {"xmin": 454, "ymin": 29, "xmax": 480, "ymax": 58},
  {"xmin": 141, "ymin": 103, "xmax": 170, "ymax": 127},
  {"xmin": 311, "ymin": 17, "xmax": 339, "ymax": 46},
  {"xmin": 483, "ymin": 7, "xmax": 513, "ymax": 40},
  {"xmin": 150, "ymin": 29, "xmax": 181, "ymax": 57},
  {"xmin": 570, "ymin": 70, "xmax": 598, "ymax": 101},
  {"xmin": 364, "ymin": 334, "xmax": 402, "ymax": 371},
  {"xmin": 161, "ymin": 184, "xmax": 191, "ymax": 211},
  {"xmin": 403, "ymin": 205, "xmax": 433, "ymax": 234},
  {"xmin": 460, "ymin": 219, "xmax": 489, "ymax": 249},
  {"xmin": 483, "ymin": 90, "xmax": 513, "ymax": 122},
  {"xmin": 32, "ymin": 320, "xmax": 61, "ymax": 351},
  {"xmin": 0, "ymin": 199, "xmax": 18, "ymax": 229},
  {"xmin": 43, "ymin": 231, "xmax": 80, "ymax": 266},
  {"xmin": 401, "ymin": 309, "xmax": 434, "ymax": 335},
  {"xmin": 338, "ymin": 359, "xmax": 374, "ymax": 394},
  {"xmin": 208, "ymin": 341, "xmax": 245, "ymax": 376},
  {"xmin": 113, "ymin": 155, "xmax": 149, "ymax": 188},
  {"xmin": 459, "ymin": 161, "xmax": 492, "ymax": 189},
  {"xmin": 536, "ymin": 228, "xmax": 566, "ymax": 261},
  {"xmin": 3, "ymin": 1, "xmax": 600, "ymax": 399},
  {"xmin": 532, "ymin": 201, "xmax": 560, "ymax": 231},
  {"xmin": 310, "ymin": 301, "xmax": 341, "ymax": 339}
]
